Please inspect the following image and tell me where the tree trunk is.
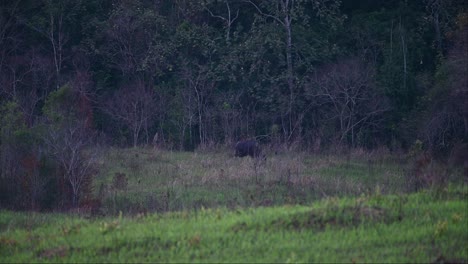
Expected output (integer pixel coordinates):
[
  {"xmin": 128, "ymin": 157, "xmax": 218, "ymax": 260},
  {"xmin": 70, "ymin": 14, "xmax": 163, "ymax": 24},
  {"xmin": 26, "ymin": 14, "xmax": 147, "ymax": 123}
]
[
  {"xmin": 399, "ymin": 18, "xmax": 407, "ymax": 91},
  {"xmin": 285, "ymin": 17, "xmax": 294, "ymax": 140}
]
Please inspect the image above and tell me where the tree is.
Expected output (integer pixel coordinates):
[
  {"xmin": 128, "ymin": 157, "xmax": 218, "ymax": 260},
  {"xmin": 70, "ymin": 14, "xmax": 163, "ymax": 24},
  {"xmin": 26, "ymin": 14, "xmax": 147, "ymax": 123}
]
[
  {"xmin": 0, "ymin": 101, "xmax": 47, "ymax": 210},
  {"xmin": 307, "ymin": 58, "xmax": 390, "ymax": 147},
  {"xmin": 242, "ymin": 0, "xmax": 344, "ymax": 142},
  {"xmin": 101, "ymin": 1, "xmax": 171, "ymax": 78},
  {"xmin": 203, "ymin": 0, "xmax": 240, "ymax": 43},
  {"xmin": 0, "ymin": 102, "xmax": 25, "ymax": 206},
  {"xmin": 421, "ymin": 12, "xmax": 468, "ymax": 152},
  {"xmin": 43, "ymin": 84, "xmax": 98, "ymax": 208},
  {"xmin": 43, "ymin": 118, "xmax": 97, "ymax": 208},
  {"xmin": 103, "ymin": 80, "xmax": 157, "ymax": 147},
  {"xmin": 244, "ymin": 0, "xmax": 301, "ymax": 140},
  {"xmin": 424, "ymin": 0, "xmax": 458, "ymax": 54},
  {"xmin": 24, "ymin": 0, "xmax": 85, "ymax": 90},
  {"xmin": 0, "ymin": 0, "xmax": 21, "ymax": 82}
]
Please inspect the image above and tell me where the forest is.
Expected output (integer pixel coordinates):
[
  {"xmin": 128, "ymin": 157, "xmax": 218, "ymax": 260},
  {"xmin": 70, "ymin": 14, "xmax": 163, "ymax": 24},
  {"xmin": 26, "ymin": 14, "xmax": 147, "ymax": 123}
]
[{"xmin": 0, "ymin": 0, "xmax": 467, "ymax": 211}]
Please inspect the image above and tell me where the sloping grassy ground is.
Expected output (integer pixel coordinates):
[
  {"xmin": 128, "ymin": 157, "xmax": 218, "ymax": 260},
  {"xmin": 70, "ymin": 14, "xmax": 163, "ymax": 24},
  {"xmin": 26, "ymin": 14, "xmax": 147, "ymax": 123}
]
[{"xmin": 1, "ymin": 185, "xmax": 466, "ymax": 263}]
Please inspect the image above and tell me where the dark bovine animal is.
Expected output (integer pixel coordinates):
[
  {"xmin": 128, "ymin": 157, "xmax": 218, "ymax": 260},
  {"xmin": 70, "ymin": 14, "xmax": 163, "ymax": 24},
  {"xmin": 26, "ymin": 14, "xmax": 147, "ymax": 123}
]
[{"xmin": 235, "ymin": 140, "xmax": 262, "ymax": 158}]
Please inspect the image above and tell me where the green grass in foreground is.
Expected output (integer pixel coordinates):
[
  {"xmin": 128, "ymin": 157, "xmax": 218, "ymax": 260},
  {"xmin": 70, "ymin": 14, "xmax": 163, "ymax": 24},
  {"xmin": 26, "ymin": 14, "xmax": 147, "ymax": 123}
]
[{"xmin": 1, "ymin": 185, "xmax": 467, "ymax": 263}]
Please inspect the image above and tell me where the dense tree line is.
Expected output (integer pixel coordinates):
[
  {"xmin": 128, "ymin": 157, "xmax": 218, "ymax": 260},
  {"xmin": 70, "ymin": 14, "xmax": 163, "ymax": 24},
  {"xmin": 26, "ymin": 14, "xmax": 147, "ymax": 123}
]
[{"xmin": 0, "ymin": 0, "xmax": 467, "ymax": 210}]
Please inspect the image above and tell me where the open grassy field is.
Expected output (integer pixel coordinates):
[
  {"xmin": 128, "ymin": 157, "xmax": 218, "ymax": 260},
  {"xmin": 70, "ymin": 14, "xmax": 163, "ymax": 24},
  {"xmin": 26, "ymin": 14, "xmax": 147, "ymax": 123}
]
[
  {"xmin": 1, "ymin": 147, "xmax": 466, "ymax": 262},
  {"xmin": 93, "ymin": 147, "xmax": 417, "ymax": 215},
  {"xmin": 1, "ymin": 185, "xmax": 467, "ymax": 262}
]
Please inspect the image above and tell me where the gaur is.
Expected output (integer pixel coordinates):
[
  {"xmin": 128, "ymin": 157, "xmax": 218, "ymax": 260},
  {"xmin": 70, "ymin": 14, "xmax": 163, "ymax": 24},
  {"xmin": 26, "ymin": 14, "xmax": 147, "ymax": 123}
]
[{"xmin": 235, "ymin": 139, "xmax": 262, "ymax": 158}]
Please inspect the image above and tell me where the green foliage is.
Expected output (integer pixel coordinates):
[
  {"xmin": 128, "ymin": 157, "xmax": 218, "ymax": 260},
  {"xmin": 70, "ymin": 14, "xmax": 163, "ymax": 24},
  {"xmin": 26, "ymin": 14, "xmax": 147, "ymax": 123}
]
[
  {"xmin": 0, "ymin": 102, "xmax": 28, "ymax": 208},
  {"xmin": 417, "ymin": 12, "xmax": 468, "ymax": 152},
  {"xmin": 43, "ymin": 85, "xmax": 78, "ymax": 124},
  {"xmin": 0, "ymin": 101, "xmax": 26, "ymax": 143},
  {"xmin": 0, "ymin": 101, "xmax": 66, "ymax": 210},
  {"xmin": 3, "ymin": 0, "xmax": 465, "ymax": 150}
]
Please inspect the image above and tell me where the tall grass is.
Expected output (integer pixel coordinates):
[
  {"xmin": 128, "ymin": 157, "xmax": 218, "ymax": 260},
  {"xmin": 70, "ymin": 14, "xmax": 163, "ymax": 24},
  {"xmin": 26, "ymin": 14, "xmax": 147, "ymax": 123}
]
[{"xmin": 91, "ymin": 147, "xmax": 463, "ymax": 215}]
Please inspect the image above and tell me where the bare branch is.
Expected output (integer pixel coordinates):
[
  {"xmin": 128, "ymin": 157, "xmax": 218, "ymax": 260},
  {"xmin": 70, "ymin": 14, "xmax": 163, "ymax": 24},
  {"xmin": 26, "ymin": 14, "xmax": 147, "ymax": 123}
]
[{"xmin": 243, "ymin": 0, "xmax": 285, "ymax": 26}]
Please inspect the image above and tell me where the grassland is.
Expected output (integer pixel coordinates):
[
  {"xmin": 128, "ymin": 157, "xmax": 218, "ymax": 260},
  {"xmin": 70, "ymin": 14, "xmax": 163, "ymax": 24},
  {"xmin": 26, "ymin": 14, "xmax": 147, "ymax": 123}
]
[
  {"xmin": 93, "ymin": 147, "xmax": 414, "ymax": 215},
  {"xmin": 1, "ymin": 185, "xmax": 467, "ymax": 262},
  {"xmin": 1, "ymin": 147, "xmax": 467, "ymax": 262}
]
